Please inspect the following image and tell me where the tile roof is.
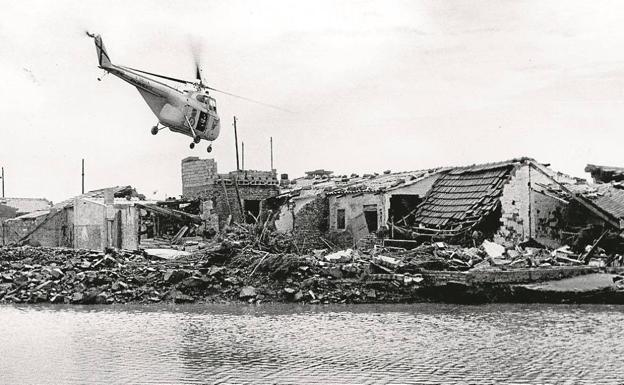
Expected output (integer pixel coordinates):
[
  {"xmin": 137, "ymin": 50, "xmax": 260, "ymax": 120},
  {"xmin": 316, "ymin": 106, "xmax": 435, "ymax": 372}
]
[
  {"xmin": 0, "ymin": 198, "xmax": 52, "ymax": 214},
  {"xmin": 413, "ymin": 161, "xmax": 520, "ymax": 229},
  {"xmin": 573, "ymin": 183, "xmax": 624, "ymax": 221},
  {"xmin": 534, "ymin": 180, "xmax": 624, "ymax": 228},
  {"xmin": 326, "ymin": 170, "xmax": 439, "ymax": 195}
]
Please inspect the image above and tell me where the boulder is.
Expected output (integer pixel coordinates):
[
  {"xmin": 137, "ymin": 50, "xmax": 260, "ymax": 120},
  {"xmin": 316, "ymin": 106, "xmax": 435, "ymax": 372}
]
[
  {"xmin": 163, "ymin": 269, "xmax": 189, "ymax": 284},
  {"xmin": 239, "ymin": 286, "xmax": 257, "ymax": 299}
]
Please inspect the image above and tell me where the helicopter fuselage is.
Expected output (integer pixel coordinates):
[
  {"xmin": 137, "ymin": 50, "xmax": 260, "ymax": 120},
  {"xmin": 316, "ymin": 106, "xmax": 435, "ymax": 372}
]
[{"xmin": 102, "ymin": 65, "xmax": 221, "ymax": 142}]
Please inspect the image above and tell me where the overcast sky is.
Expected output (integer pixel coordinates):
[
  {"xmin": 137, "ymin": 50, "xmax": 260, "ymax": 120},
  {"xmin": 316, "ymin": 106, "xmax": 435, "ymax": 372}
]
[{"xmin": 1, "ymin": 0, "xmax": 623, "ymax": 202}]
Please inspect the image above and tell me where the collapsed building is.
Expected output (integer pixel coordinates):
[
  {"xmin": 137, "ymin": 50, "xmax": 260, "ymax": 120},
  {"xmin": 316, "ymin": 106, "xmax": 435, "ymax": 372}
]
[
  {"xmin": 5, "ymin": 156, "xmax": 623, "ymax": 254},
  {"xmin": 2, "ymin": 186, "xmax": 143, "ymax": 249},
  {"xmin": 267, "ymin": 158, "xmax": 624, "ymax": 251},
  {"xmin": 181, "ymin": 157, "xmax": 280, "ymax": 228}
]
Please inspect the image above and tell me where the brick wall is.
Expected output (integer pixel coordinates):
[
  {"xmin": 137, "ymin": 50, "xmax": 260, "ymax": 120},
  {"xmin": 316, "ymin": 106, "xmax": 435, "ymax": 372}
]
[
  {"xmin": 495, "ymin": 164, "xmax": 576, "ymax": 248},
  {"xmin": 187, "ymin": 183, "xmax": 279, "ymax": 227},
  {"xmin": 3, "ymin": 210, "xmax": 71, "ymax": 247},
  {"xmin": 181, "ymin": 157, "xmax": 280, "ymax": 228},
  {"xmin": 181, "ymin": 157, "xmax": 218, "ymax": 197},
  {"xmin": 293, "ymin": 195, "xmax": 329, "ymax": 250},
  {"xmin": 532, "ymin": 190, "xmax": 568, "ymax": 248}
]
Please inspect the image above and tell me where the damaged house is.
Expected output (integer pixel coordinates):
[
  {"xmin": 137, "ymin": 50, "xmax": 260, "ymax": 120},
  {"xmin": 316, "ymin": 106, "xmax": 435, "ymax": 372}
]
[
  {"xmin": 327, "ymin": 170, "xmax": 442, "ymax": 243},
  {"xmin": 262, "ymin": 158, "xmax": 624, "ymax": 251},
  {"xmin": 537, "ymin": 164, "xmax": 624, "ymax": 252},
  {"xmin": 394, "ymin": 158, "xmax": 588, "ymax": 248},
  {"xmin": 266, "ymin": 169, "xmax": 442, "ymax": 248},
  {"xmin": 2, "ymin": 186, "xmax": 143, "ymax": 250},
  {"xmin": 181, "ymin": 156, "xmax": 280, "ymax": 228}
]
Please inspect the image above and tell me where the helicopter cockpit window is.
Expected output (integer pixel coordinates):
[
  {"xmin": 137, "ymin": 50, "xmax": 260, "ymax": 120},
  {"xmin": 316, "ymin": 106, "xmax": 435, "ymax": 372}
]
[
  {"xmin": 196, "ymin": 94, "xmax": 209, "ymax": 103},
  {"xmin": 208, "ymin": 98, "xmax": 217, "ymax": 112}
]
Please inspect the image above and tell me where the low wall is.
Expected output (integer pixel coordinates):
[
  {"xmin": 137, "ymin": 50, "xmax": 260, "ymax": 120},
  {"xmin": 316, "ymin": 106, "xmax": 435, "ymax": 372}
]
[{"xmin": 422, "ymin": 266, "xmax": 600, "ymax": 286}]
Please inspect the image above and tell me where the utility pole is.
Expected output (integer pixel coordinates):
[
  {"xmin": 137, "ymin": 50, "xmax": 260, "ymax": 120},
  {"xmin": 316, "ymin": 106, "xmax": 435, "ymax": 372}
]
[
  {"xmin": 1, "ymin": 166, "xmax": 4, "ymax": 198},
  {"xmin": 233, "ymin": 116, "xmax": 240, "ymax": 171},
  {"xmin": 241, "ymin": 142, "xmax": 245, "ymax": 171},
  {"xmin": 81, "ymin": 159, "xmax": 85, "ymax": 194},
  {"xmin": 270, "ymin": 136, "xmax": 274, "ymax": 170}
]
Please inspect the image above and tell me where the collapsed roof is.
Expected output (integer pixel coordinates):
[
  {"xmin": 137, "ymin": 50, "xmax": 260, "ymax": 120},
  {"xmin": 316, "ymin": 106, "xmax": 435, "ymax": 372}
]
[
  {"xmin": 585, "ymin": 164, "xmax": 624, "ymax": 184},
  {"xmin": 412, "ymin": 159, "xmax": 519, "ymax": 232}
]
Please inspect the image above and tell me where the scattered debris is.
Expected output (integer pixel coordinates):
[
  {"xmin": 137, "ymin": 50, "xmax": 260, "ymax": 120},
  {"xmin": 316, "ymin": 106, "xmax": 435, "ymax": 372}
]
[{"xmin": 1, "ymin": 221, "xmax": 622, "ymax": 305}]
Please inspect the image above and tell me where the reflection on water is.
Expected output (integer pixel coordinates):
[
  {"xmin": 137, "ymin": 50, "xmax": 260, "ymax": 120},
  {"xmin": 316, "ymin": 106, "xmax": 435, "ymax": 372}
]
[{"xmin": 1, "ymin": 303, "xmax": 624, "ymax": 384}]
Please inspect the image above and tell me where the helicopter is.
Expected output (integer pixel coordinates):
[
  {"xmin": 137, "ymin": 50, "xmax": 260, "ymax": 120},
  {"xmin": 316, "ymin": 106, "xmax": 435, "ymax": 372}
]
[{"xmin": 86, "ymin": 33, "xmax": 231, "ymax": 152}]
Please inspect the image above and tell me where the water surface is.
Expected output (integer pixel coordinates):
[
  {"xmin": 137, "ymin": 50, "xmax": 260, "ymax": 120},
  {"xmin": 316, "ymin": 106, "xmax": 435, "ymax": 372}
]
[{"xmin": 1, "ymin": 303, "xmax": 623, "ymax": 384}]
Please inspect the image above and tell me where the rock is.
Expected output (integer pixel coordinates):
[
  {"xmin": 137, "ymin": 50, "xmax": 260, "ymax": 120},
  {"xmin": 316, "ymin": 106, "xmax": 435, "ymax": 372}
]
[
  {"xmin": 95, "ymin": 292, "xmax": 109, "ymax": 304},
  {"xmin": 50, "ymin": 268, "xmax": 64, "ymax": 279},
  {"xmin": 35, "ymin": 280, "xmax": 53, "ymax": 291},
  {"xmin": 178, "ymin": 276, "xmax": 210, "ymax": 290},
  {"xmin": 163, "ymin": 269, "xmax": 189, "ymax": 284},
  {"xmin": 373, "ymin": 255, "xmax": 400, "ymax": 270},
  {"xmin": 168, "ymin": 290, "xmax": 195, "ymax": 303},
  {"xmin": 293, "ymin": 290, "xmax": 303, "ymax": 302},
  {"xmin": 207, "ymin": 266, "xmax": 226, "ymax": 276},
  {"xmin": 239, "ymin": 286, "xmax": 257, "ymax": 299},
  {"xmin": 365, "ymin": 289, "xmax": 377, "ymax": 299},
  {"xmin": 111, "ymin": 281, "xmax": 128, "ymax": 291},
  {"xmin": 324, "ymin": 249, "xmax": 355, "ymax": 263},
  {"xmin": 482, "ymin": 240, "xmax": 505, "ymax": 258},
  {"xmin": 325, "ymin": 267, "xmax": 343, "ymax": 279},
  {"xmin": 283, "ymin": 287, "xmax": 296, "ymax": 295},
  {"xmin": 71, "ymin": 292, "xmax": 84, "ymax": 303}
]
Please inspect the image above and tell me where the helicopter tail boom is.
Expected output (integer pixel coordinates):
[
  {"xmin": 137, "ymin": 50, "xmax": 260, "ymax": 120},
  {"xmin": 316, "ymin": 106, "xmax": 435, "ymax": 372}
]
[{"xmin": 87, "ymin": 32, "xmax": 112, "ymax": 68}]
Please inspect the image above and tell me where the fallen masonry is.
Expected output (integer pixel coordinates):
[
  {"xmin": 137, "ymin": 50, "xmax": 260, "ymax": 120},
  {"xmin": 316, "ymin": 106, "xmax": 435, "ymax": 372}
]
[{"xmin": 2, "ymin": 223, "xmax": 624, "ymax": 304}]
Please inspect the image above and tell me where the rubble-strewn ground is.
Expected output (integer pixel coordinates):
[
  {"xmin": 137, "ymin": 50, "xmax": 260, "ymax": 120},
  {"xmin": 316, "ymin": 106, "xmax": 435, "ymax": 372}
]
[{"xmin": 1, "ymin": 224, "xmax": 624, "ymax": 305}]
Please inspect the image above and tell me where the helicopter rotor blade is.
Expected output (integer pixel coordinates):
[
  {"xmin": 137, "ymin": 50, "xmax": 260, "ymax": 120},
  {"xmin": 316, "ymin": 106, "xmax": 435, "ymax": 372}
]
[
  {"xmin": 119, "ymin": 65, "xmax": 193, "ymax": 85},
  {"xmin": 189, "ymin": 38, "xmax": 204, "ymax": 86},
  {"xmin": 204, "ymin": 86, "xmax": 293, "ymax": 113}
]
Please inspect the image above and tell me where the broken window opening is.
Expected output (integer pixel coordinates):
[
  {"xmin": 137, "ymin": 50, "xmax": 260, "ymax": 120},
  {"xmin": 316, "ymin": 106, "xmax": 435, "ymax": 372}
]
[
  {"xmin": 244, "ymin": 199, "xmax": 261, "ymax": 224},
  {"xmin": 389, "ymin": 195, "xmax": 422, "ymax": 226},
  {"xmin": 337, "ymin": 209, "xmax": 346, "ymax": 230}
]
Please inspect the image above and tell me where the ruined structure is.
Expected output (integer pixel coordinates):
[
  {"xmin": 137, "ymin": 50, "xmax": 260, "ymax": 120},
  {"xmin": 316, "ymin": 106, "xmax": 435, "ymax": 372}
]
[
  {"xmin": 271, "ymin": 158, "xmax": 608, "ymax": 250},
  {"xmin": 0, "ymin": 197, "xmax": 52, "ymax": 223},
  {"xmin": 327, "ymin": 170, "xmax": 442, "ymax": 242},
  {"xmin": 2, "ymin": 186, "xmax": 143, "ymax": 249},
  {"xmin": 181, "ymin": 157, "xmax": 280, "ymax": 227},
  {"xmin": 585, "ymin": 164, "xmax": 624, "ymax": 184},
  {"xmin": 392, "ymin": 158, "xmax": 582, "ymax": 247}
]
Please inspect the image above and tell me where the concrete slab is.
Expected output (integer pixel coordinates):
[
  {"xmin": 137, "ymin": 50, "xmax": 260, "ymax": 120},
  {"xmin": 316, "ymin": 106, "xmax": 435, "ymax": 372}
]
[
  {"xmin": 143, "ymin": 248, "xmax": 190, "ymax": 260},
  {"xmin": 520, "ymin": 273, "xmax": 619, "ymax": 292}
]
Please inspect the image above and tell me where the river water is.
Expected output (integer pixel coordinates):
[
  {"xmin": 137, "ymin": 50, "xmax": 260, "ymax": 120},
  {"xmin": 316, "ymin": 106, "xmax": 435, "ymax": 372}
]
[{"xmin": 1, "ymin": 303, "xmax": 623, "ymax": 384}]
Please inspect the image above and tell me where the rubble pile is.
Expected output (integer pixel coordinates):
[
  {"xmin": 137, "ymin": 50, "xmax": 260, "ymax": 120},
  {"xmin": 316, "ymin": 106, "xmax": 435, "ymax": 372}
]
[{"xmin": 1, "ymin": 223, "xmax": 622, "ymax": 305}]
